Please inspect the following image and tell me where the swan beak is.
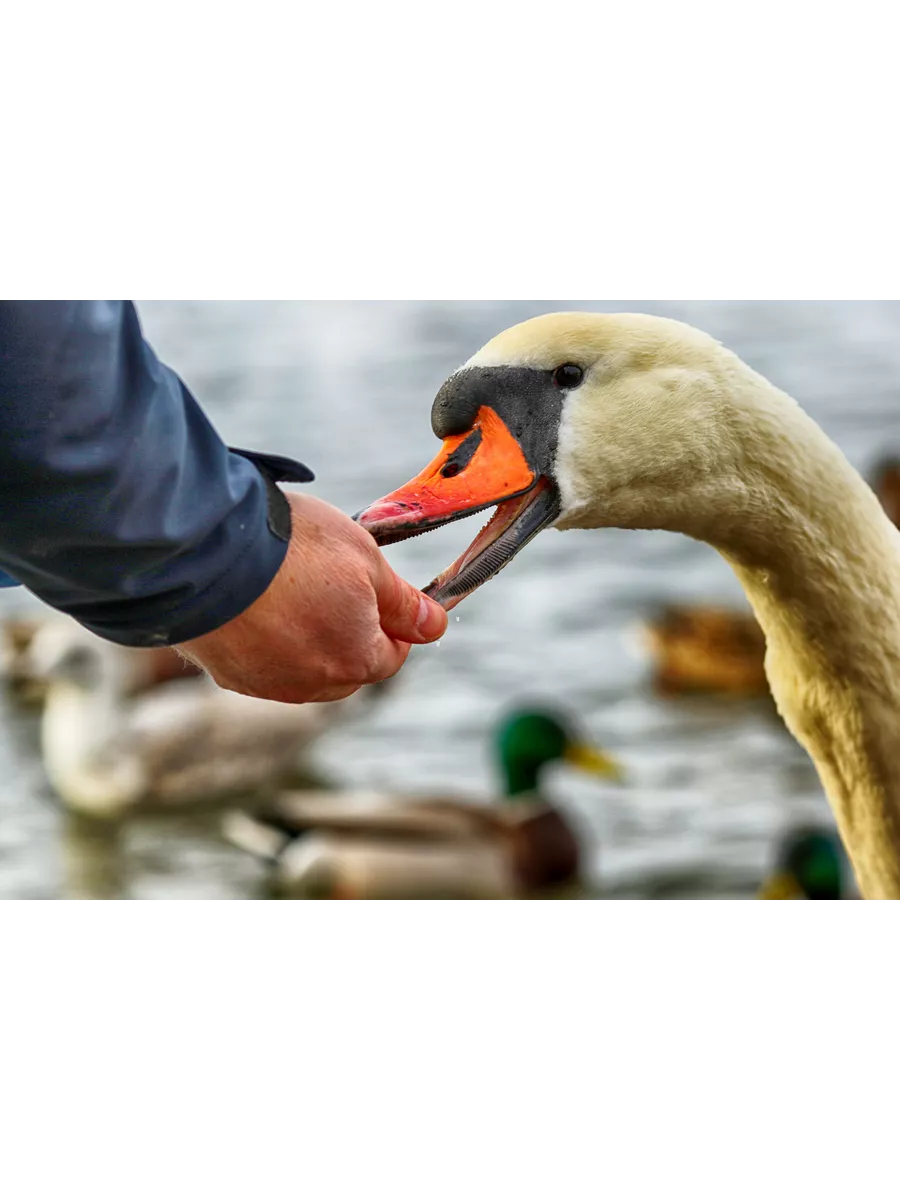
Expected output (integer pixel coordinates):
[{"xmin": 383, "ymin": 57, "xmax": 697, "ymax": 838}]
[
  {"xmin": 758, "ymin": 872, "xmax": 804, "ymax": 899},
  {"xmin": 356, "ymin": 407, "xmax": 536, "ymax": 543},
  {"xmin": 356, "ymin": 405, "xmax": 560, "ymax": 610},
  {"xmin": 565, "ymin": 742, "xmax": 625, "ymax": 782}
]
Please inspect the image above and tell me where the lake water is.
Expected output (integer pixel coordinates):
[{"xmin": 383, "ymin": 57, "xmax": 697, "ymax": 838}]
[{"xmin": 3, "ymin": 301, "xmax": 899, "ymax": 898}]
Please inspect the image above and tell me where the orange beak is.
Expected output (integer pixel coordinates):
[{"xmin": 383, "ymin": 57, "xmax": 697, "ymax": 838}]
[
  {"xmin": 356, "ymin": 406, "xmax": 560, "ymax": 611},
  {"xmin": 355, "ymin": 407, "xmax": 536, "ymax": 544}
]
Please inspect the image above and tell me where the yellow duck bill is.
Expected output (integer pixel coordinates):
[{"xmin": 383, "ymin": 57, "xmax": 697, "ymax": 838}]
[
  {"xmin": 564, "ymin": 741, "xmax": 624, "ymax": 782},
  {"xmin": 757, "ymin": 872, "xmax": 805, "ymax": 899}
]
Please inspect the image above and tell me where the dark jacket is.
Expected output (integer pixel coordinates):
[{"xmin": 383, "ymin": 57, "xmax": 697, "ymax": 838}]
[{"xmin": 0, "ymin": 301, "xmax": 311, "ymax": 646}]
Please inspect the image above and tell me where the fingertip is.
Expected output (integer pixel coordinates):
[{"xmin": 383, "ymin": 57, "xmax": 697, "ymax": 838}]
[
  {"xmin": 415, "ymin": 595, "xmax": 448, "ymax": 642},
  {"xmin": 375, "ymin": 566, "xmax": 448, "ymax": 644}
]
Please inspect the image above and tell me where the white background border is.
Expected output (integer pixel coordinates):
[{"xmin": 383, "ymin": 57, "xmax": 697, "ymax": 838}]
[{"xmin": 3, "ymin": 1, "xmax": 898, "ymax": 1195}]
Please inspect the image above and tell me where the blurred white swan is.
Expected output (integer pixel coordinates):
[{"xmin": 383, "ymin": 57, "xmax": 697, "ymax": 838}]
[{"xmin": 27, "ymin": 621, "xmax": 381, "ymax": 818}]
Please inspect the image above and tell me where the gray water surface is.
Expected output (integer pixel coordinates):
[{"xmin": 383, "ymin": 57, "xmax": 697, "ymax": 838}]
[{"xmin": 3, "ymin": 301, "xmax": 899, "ymax": 898}]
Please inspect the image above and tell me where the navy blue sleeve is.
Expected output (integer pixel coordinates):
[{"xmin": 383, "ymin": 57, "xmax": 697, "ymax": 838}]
[{"xmin": 0, "ymin": 302, "xmax": 312, "ymax": 647}]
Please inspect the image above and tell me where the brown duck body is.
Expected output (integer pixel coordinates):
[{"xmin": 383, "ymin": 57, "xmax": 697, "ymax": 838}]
[
  {"xmin": 643, "ymin": 604, "xmax": 768, "ymax": 697},
  {"xmin": 225, "ymin": 792, "xmax": 582, "ymax": 899}
]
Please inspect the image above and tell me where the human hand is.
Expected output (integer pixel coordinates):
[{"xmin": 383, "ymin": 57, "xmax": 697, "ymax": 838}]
[{"xmin": 176, "ymin": 492, "xmax": 447, "ymax": 702}]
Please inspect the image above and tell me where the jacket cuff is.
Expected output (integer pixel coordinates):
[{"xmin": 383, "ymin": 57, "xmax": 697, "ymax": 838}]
[{"xmin": 76, "ymin": 451, "xmax": 310, "ymax": 648}]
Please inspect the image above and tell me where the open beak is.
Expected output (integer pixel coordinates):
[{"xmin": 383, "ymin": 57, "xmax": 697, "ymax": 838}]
[
  {"xmin": 758, "ymin": 872, "xmax": 804, "ymax": 899},
  {"xmin": 356, "ymin": 406, "xmax": 560, "ymax": 610},
  {"xmin": 564, "ymin": 742, "xmax": 625, "ymax": 782}
]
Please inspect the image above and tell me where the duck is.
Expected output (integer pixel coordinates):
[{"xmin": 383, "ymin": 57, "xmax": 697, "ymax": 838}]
[
  {"xmin": 223, "ymin": 707, "xmax": 623, "ymax": 898},
  {"xmin": 355, "ymin": 311, "xmax": 900, "ymax": 900},
  {"xmin": 2, "ymin": 612, "xmax": 201, "ymax": 706},
  {"xmin": 25, "ymin": 621, "xmax": 380, "ymax": 818},
  {"xmin": 758, "ymin": 826, "xmax": 852, "ymax": 899},
  {"xmin": 637, "ymin": 603, "xmax": 768, "ymax": 698}
]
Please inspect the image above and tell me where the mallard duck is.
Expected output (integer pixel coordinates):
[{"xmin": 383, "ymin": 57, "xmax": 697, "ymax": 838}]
[
  {"xmin": 355, "ymin": 311, "xmax": 900, "ymax": 898},
  {"xmin": 224, "ymin": 708, "xmax": 622, "ymax": 898},
  {"xmin": 2, "ymin": 613, "xmax": 200, "ymax": 706},
  {"xmin": 637, "ymin": 603, "xmax": 768, "ymax": 697},
  {"xmin": 26, "ymin": 621, "xmax": 378, "ymax": 818},
  {"xmin": 758, "ymin": 827, "xmax": 851, "ymax": 899}
]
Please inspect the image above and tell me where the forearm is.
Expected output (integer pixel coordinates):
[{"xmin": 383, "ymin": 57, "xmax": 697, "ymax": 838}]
[{"xmin": 0, "ymin": 301, "xmax": 309, "ymax": 646}]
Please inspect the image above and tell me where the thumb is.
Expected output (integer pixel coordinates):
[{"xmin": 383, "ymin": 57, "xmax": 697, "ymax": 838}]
[{"xmin": 375, "ymin": 563, "xmax": 448, "ymax": 644}]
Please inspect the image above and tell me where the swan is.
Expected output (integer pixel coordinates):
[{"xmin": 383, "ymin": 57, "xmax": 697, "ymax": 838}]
[
  {"xmin": 356, "ymin": 312, "xmax": 900, "ymax": 899},
  {"xmin": 223, "ymin": 707, "xmax": 622, "ymax": 899},
  {"xmin": 26, "ymin": 621, "xmax": 376, "ymax": 818}
]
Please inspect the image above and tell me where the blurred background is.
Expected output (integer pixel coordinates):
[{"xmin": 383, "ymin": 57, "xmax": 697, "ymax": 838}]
[{"xmin": 3, "ymin": 300, "xmax": 900, "ymax": 899}]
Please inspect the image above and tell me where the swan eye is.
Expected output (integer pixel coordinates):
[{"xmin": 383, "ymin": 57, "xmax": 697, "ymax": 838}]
[{"xmin": 552, "ymin": 364, "xmax": 584, "ymax": 389}]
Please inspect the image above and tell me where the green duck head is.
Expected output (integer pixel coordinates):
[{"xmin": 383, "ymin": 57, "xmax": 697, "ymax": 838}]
[
  {"xmin": 759, "ymin": 827, "xmax": 846, "ymax": 899},
  {"xmin": 494, "ymin": 707, "xmax": 622, "ymax": 799}
]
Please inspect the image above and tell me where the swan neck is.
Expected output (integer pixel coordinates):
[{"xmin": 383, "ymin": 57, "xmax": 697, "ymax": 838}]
[
  {"xmin": 713, "ymin": 392, "xmax": 900, "ymax": 898},
  {"xmin": 43, "ymin": 679, "xmax": 121, "ymax": 759},
  {"xmin": 41, "ymin": 680, "xmax": 139, "ymax": 816}
]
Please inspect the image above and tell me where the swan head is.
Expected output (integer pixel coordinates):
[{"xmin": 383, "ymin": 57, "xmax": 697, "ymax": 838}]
[
  {"xmin": 25, "ymin": 622, "xmax": 129, "ymax": 693},
  {"xmin": 357, "ymin": 312, "xmax": 762, "ymax": 609}
]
